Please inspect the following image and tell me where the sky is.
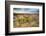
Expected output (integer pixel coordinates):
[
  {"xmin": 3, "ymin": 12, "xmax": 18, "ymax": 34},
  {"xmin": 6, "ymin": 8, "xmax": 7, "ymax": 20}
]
[{"xmin": 13, "ymin": 8, "xmax": 39, "ymax": 13}]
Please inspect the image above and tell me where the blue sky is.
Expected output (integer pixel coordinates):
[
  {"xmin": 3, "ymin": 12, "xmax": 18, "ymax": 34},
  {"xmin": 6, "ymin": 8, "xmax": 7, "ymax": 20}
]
[{"xmin": 14, "ymin": 8, "xmax": 39, "ymax": 12}]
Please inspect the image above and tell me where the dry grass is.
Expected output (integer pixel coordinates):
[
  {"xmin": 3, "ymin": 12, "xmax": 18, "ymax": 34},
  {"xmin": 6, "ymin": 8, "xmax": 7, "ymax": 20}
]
[{"xmin": 13, "ymin": 14, "xmax": 39, "ymax": 28}]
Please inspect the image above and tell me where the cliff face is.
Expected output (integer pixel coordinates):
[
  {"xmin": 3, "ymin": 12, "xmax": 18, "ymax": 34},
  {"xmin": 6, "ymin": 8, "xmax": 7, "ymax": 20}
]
[{"xmin": 13, "ymin": 14, "xmax": 39, "ymax": 28}]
